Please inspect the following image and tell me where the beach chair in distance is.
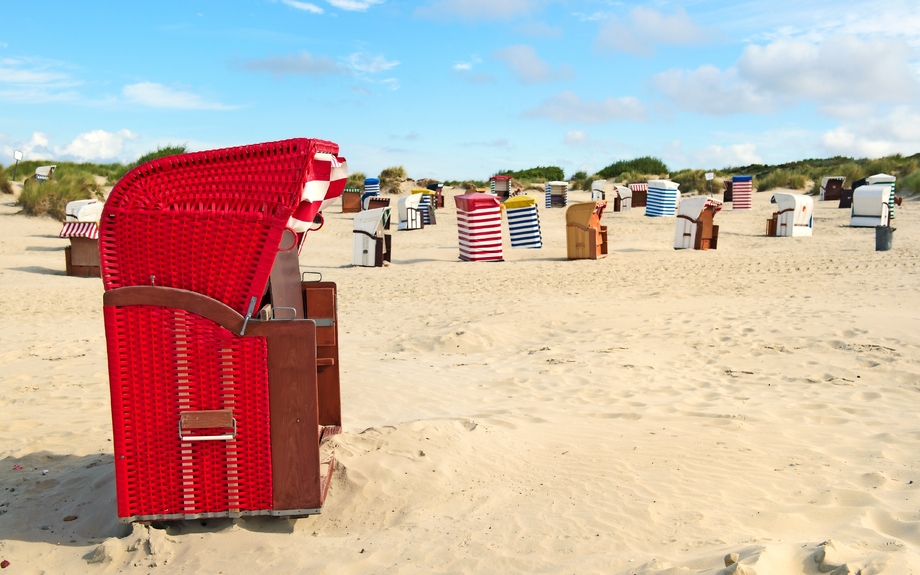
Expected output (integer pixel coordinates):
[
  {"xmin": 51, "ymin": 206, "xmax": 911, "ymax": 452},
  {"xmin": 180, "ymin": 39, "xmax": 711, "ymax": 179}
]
[
  {"xmin": 850, "ymin": 185, "xmax": 891, "ymax": 227},
  {"xmin": 34, "ymin": 165, "xmax": 56, "ymax": 182},
  {"xmin": 412, "ymin": 188, "xmax": 437, "ymax": 225},
  {"xmin": 767, "ymin": 193, "xmax": 813, "ymax": 237},
  {"xmin": 722, "ymin": 179, "xmax": 733, "ymax": 202},
  {"xmin": 866, "ymin": 173, "xmax": 896, "ymax": 219},
  {"xmin": 566, "ymin": 201, "xmax": 608, "ymax": 260},
  {"xmin": 398, "ymin": 194, "xmax": 425, "ymax": 230},
  {"xmin": 362, "ymin": 178, "xmax": 380, "ymax": 210},
  {"xmin": 613, "ymin": 185, "xmax": 632, "ymax": 212},
  {"xmin": 456, "ymin": 193, "xmax": 503, "ymax": 261},
  {"xmin": 341, "ymin": 187, "xmax": 362, "ymax": 213},
  {"xmin": 426, "ymin": 182, "xmax": 445, "ymax": 208},
  {"xmin": 490, "ymin": 175, "xmax": 512, "ymax": 200},
  {"xmin": 591, "ymin": 180, "xmax": 606, "ymax": 201},
  {"xmin": 674, "ymin": 196, "xmax": 721, "ymax": 250},
  {"xmin": 545, "ymin": 181, "xmax": 568, "ymax": 208},
  {"xmin": 820, "ymin": 177, "xmax": 845, "ymax": 201},
  {"xmin": 628, "ymin": 183, "xmax": 648, "ymax": 207},
  {"xmin": 366, "ymin": 197, "xmax": 391, "ymax": 229},
  {"xmin": 504, "ymin": 194, "xmax": 542, "ymax": 249},
  {"xmin": 645, "ymin": 179, "xmax": 681, "ymax": 217},
  {"xmin": 99, "ymin": 138, "xmax": 347, "ymax": 522},
  {"xmin": 731, "ymin": 176, "xmax": 753, "ymax": 210},
  {"xmin": 60, "ymin": 199, "xmax": 103, "ymax": 277},
  {"xmin": 353, "ymin": 207, "xmax": 391, "ymax": 267}
]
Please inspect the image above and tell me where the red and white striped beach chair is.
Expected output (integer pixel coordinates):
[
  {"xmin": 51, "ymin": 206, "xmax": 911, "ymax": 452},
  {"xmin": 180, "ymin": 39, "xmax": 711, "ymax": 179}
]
[{"xmin": 100, "ymin": 138, "xmax": 347, "ymax": 522}]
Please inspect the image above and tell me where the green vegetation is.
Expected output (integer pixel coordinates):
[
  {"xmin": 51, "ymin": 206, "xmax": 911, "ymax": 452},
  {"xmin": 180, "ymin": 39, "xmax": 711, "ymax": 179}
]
[
  {"xmin": 495, "ymin": 166, "xmax": 565, "ymax": 184},
  {"xmin": 670, "ymin": 169, "xmax": 720, "ymax": 195},
  {"xmin": 0, "ymin": 163, "xmax": 12, "ymax": 194},
  {"xmin": 110, "ymin": 144, "xmax": 188, "ymax": 182},
  {"xmin": 346, "ymin": 171, "xmax": 366, "ymax": 190},
  {"xmin": 755, "ymin": 170, "xmax": 807, "ymax": 191},
  {"xmin": 597, "ymin": 157, "xmax": 669, "ymax": 180},
  {"xmin": 379, "ymin": 165, "xmax": 407, "ymax": 194},
  {"xmin": 17, "ymin": 172, "xmax": 103, "ymax": 221}
]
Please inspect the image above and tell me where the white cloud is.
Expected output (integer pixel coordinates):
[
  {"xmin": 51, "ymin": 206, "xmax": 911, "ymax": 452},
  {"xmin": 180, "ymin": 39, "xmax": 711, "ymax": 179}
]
[
  {"xmin": 345, "ymin": 52, "xmax": 399, "ymax": 74},
  {"xmin": 595, "ymin": 7, "xmax": 710, "ymax": 56},
  {"xmin": 655, "ymin": 35, "xmax": 920, "ymax": 116},
  {"xmin": 55, "ymin": 129, "xmax": 139, "ymax": 161},
  {"xmin": 123, "ymin": 82, "xmax": 237, "ymax": 110},
  {"xmin": 415, "ymin": 0, "xmax": 543, "ymax": 21},
  {"xmin": 1, "ymin": 132, "xmax": 54, "ymax": 161},
  {"xmin": 493, "ymin": 45, "xmax": 573, "ymax": 84},
  {"xmin": 821, "ymin": 106, "xmax": 920, "ymax": 158},
  {"xmin": 653, "ymin": 65, "xmax": 774, "ymax": 115},
  {"xmin": 523, "ymin": 91, "xmax": 646, "ymax": 124},
  {"xmin": 380, "ymin": 78, "xmax": 400, "ymax": 90},
  {"xmin": 564, "ymin": 130, "xmax": 587, "ymax": 145},
  {"xmin": 282, "ymin": 0, "xmax": 323, "ymax": 13},
  {"xmin": 327, "ymin": 0, "xmax": 383, "ymax": 10},
  {"xmin": 662, "ymin": 140, "xmax": 763, "ymax": 169},
  {"xmin": 453, "ymin": 62, "xmax": 472, "ymax": 71},
  {"xmin": 0, "ymin": 57, "xmax": 83, "ymax": 102},
  {"xmin": 239, "ymin": 52, "xmax": 345, "ymax": 75},
  {"xmin": 736, "ymin": 36, "xmax": 917, "ymax": 104}
]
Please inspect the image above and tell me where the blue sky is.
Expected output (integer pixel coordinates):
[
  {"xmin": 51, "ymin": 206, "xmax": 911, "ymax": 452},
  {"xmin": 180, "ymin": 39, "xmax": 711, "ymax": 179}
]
[{"xmin": 1, "ymin": 0, "xmax": 919, "ymax": 180}]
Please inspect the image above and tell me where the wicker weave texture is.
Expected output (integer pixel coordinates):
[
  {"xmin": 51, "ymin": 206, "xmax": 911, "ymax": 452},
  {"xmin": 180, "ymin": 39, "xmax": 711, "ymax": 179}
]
[
  {"xmin": 99, "ymin": 138, "xmax": 339, "ymax": 315},
  {"xmin": 105, "ymin": 305, "xmax": 273, "ymax": 518}
]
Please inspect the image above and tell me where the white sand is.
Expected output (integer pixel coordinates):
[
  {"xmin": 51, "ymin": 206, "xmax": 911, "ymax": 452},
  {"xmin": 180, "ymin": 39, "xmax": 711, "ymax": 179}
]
[{"xmin": 1, "ymin": 186, "xmax": 919, "ymax": 574}]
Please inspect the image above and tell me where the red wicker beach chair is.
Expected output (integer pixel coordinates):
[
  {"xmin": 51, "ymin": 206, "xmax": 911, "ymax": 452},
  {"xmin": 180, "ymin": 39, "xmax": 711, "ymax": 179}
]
[{"xmin": 100, "ymin": 138, "xmax": 347, "ymax": 522}]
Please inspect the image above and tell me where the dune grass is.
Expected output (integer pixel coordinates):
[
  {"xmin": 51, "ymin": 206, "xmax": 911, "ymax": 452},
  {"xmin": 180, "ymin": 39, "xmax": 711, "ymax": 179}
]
[
  {"xmin": 379, "ymin": 165, "xmax": 407, "ymax": 194},
  {"xmin": 17, "ymin": 171, "xmax": 104, "ymax": 221},
  {"xmin": 346, "ymin": 171, "xmax": 366, "ymax": 190},
  {"xmin": 0, "ymin": 163, "xmax": 12, "ymax": 194}
]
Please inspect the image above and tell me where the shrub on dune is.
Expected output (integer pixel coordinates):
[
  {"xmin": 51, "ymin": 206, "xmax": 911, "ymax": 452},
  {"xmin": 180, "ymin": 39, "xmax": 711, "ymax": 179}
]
[{"xmin": 17, "ymin": 172, "xmax": 104, "ymax": 220}]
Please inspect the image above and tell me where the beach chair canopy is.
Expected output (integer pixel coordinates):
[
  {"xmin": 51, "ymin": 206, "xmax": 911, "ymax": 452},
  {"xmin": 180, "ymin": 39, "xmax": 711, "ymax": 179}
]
[
  {"xmin": 456, "ymin": 192, "xmax": 500, "ymax": 212},
  {"xmin": 866, "ymin": 173, "xmax": 895, "ymax": 185},
  {"xmin": 100, "ymin": 138, "xmax": 346, "ymax": 315},
  {"xmin": 354, "ymin": 207, "xmax": 389, "ymax": 236},
  {"xmin": 65, "ymin": 199, "xmax": 104, "ymax": 222},
  {"xmin": 503, "ymin": 195, "xmax": 536, "ymax": 210},
  {"xmin": 35, "ymin": 165, "xmax": 56, "ymax": 179},
  {"xmin": 770, "ymin": 193, "xmax": 813, "ymax": 236},
  {"xmin": 677, "ymin": 196, "xmax": 722, "ymax": 219},
  {"xmin": 566, "ymin": 201, "xmax": 606, "ymax": 227},
  {"xmin": 851, "ymin": 184, "xmax": 891, "ymax": 228},
  {"xmin": 615, "ymin": 185, "xmax": 632, "ymax": 200},
  {"xmin": 411, "ymin": 188, "xmax": 436, "ymax": 196}
]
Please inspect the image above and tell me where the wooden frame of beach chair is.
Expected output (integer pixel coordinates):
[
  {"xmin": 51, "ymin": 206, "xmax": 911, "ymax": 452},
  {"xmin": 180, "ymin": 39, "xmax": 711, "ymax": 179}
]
[
  {"xmin": 341, "ymin": 188, "xmax": 362, "ymax": 213},
  {"xmin": 426, "ymin": 183, "xmax": 445, "ymax": 208},
  {"xmin": 628, "ymin": 183, "xmax": 648, "ymax": 208},
  {"xmin": 99, "ymin": 139, "xmax": 345, "ymax": 522},
  {"xmin": 353, "ymin": 207, "xmax": 392, "ymax": 267},
  {"xmin": 60, "ymin": 200, "xmax": 104, "ymax": 277},
  {"xmin": 722, "ymin": 180, "xmax": 733, "ymax": 203},
  {"xmin": 674, "ymin": 197, "xmax": 721, "ymax": 250},
  {"xmin": 565, "ymin": 201, "xmax": 608, "ymax": 260}
]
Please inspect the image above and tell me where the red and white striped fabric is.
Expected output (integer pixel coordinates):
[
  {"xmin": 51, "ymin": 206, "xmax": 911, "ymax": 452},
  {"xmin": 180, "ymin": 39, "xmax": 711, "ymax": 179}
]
[
  {"xmin": 732, "ymin": 179, "xmax": 753, "ymax": 210},
  {"xmin": 628, "ymin": 183, "xmax": 648, "ymax": 193},
  {"xmin": 288, "ymin": 152, "xmax": 348, "ymax": 233},
  {"xmin": 59, "ymin": 222, "xmax": 99, "ymax": 239},
  {"xmin": 455, "ymin": 193, "xmax": 503, "ymax": 262}
]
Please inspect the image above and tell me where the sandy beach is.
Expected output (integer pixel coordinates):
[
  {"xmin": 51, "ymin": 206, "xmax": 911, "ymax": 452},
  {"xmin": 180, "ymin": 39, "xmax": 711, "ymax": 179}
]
[{"xmin": 1, "ymin": 186, "xmax": 919, "ymax": 574}]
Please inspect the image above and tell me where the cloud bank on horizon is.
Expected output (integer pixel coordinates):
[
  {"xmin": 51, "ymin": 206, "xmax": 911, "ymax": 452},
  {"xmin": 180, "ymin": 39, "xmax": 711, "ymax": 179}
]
[{"xmin": 1, "ymin": 0, "xmax": 918, "ymax": 179}]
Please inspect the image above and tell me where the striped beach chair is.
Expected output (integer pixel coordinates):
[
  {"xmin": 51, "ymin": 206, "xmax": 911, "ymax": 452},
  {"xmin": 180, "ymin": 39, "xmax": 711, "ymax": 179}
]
[
  {"xmin": 504, "ymin": 195, "xmax": 542, "ymax": 249},
  {"xmin": 645, "ymin": 180, "xmax": 680, "ymax": 217},
  {"xmin": 490, "ymin": 175, "xmax": 512, "ymax": 200},
  {"xmin": 545, "ymin": 181, "xmax": 568, "ymax": 208},
  {"xmin": 60, "ymin": 199, "xmax": 103, "ymax": 277},
  {"xmin": 99, "ymin": 138, "xmax": 346, "ymax": 523},
  {"xmin": 456, "ymin": 193, "xmax": 503, "ymax": 261},
  {"xmin": 412, "ymin": 189, "xmax": 437, "ymax": 225},
  {"xmin": 731, "ymin": 176, "xmax": 753, "ymax": 210},
  {"xmin": 866, "ymin": 174, "xmax": 896, "ymax": 219}
]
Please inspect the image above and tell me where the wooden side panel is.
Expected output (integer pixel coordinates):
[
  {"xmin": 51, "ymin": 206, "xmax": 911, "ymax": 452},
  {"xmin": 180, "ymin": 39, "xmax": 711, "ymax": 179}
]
[
  {"xmin": 71, "ymin": 238, "xmax": 101, "ymax": 267},
  {"xmin": 262, "ymin": 322, "xmax": 322, "ymax": 510},
  {"xmin": 341, "ymin": 193, "xmax": 362, "ymax": 213},
  {"xmin": 302, "ymin": 282, "xmax": 342, "ymax": 427}
]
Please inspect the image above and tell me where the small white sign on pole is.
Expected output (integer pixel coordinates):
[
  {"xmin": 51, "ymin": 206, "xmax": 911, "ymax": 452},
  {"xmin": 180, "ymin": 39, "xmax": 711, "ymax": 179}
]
[
  {"xmin": 705, "ymin": 172, "xmax": 714, "ymax": 181},
  {"xmin": 13, "ymin": 150, "xmax": 23, "ymax": 161}
]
